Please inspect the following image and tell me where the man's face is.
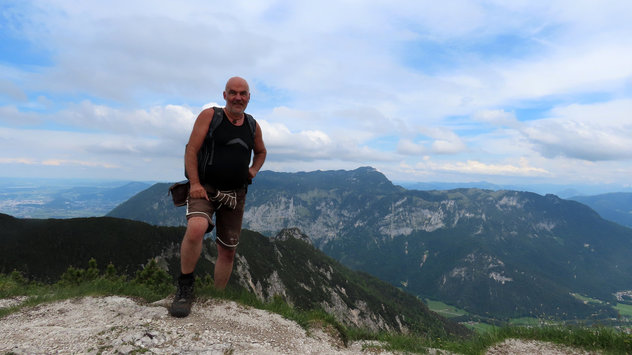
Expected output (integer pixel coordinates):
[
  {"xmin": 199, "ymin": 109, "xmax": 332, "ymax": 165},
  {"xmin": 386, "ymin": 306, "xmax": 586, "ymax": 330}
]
[{"xmin": 223, "ymin": 79, "xmax": 250, "ymax": 115}]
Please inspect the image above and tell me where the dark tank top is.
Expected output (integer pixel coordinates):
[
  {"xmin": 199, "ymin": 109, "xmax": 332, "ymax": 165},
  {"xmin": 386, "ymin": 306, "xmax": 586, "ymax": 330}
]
[{"xmin": 204, "ymin": 116, "xmax": 255, "ymax": 190}]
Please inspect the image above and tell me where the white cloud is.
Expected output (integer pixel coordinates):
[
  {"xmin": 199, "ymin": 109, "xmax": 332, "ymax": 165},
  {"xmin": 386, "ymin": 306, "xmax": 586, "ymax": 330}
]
[
  {"xmin": 260, "ymin": 119, "xmax": 390, "ymax": 163},
  {"xmin": 41, "ymin": 159, "xmax": 119, "ymax": 169},
  {"xmin": 421, "ymin": 127, "xmax": 467, "ymax": 154},
  {"xmin": 0, "ymin": 79, "xmax": 27, "ymax": 102},
  {"xmin": 521, "ymin": 100, "xmax": 632, "ymax": 161},
  {"xmin": 46, "ymin": 102, "xmax": 196, "ymax": 142},
  {"xmin": 0, "ymin": 125, "xmax": 184, "ymax": 179},
  {"xmin": 417, "ymin": 158, "xmax": 550, "ymax": 177},
  {"xmin": 397, "ymin": 139, "xmax": 426, "ymax": 156},
  {"xmin": 432, "ymin": 139, "xmax": 467, "ymax": 155},
  {"xmin": 499, "ymin": 44, "xmax": 632, "ymax": 100},
  {"xmin": 0, "ymin": 157, "xmax": 37, "ymax": 165},
  {"xmin": 0, "ymin": 105, "xmax": 41, "ymax": 125}
]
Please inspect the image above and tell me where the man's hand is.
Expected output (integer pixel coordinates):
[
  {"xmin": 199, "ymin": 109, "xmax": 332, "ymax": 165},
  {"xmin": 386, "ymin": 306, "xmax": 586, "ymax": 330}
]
[
  {"xmin": 248, "ymin": 167, "xmax": 258, "ymax": 180},
  {"xmin": 210, "ymin": 190, "xmax": 237, "ymax": 210},
  {"xmin": 189, "ymin": 182, "xmax": 209, "ymax": 200}
]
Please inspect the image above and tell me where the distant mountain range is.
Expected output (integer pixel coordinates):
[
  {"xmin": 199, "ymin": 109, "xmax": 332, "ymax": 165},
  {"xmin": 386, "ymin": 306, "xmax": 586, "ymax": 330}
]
[
  {"xmin": 108, "ymin": 182, "xmax": 187, "ymax": 227},
  {"xmin": 397, "ymin": 181, "xmax": 632, "ymax": 199},
  {"xmin": 0, "ymin": 213, "xmax": 469, "ymax": 337},
  {"xmin": 108, "ymin": 167, "xmax": 632, "ymax": 322},
  {"xmin": 569, "ymin": 193, "xmax": 632, "ymax": 229}
]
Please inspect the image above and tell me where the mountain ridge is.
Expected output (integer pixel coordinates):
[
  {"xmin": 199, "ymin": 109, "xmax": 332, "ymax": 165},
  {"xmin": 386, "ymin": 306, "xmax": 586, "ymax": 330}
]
[
  {"xmin": 106, "ymin": 167, "xmax": 632, "ymax": 321},
  {"xmin": 569, "ymin": 192, "xmax": 632, "ymax": 228}
]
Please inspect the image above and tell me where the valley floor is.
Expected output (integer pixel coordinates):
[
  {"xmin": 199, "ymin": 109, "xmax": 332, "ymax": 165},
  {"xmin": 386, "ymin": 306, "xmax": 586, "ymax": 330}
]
[
  {"xmin": 486, "ymin": 339, "xmax": 599, "ymax": 355},
  {"xmin": 0, "ymin": 296, "xmax": 600, "ymax": 354}
]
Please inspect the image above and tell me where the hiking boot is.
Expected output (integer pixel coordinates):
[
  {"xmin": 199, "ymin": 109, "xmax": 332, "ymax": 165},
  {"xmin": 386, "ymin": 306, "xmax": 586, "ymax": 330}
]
[{"xmin": 170, "ymin": 275, "xmax": 194, "ymax": 317}]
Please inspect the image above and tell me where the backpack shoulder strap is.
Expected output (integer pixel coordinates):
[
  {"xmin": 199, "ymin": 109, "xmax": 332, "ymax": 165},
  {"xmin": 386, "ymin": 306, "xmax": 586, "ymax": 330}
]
[
  {"xmin": 208, "ymin": 107, "xmax": 224, "ymax": 138},
  {"xmin": 184, "ymin": 107, "xmax": 223, "ymax": 180},
  {"xmin": 245, "ymin": 113, "xmax": 256, "ymax": 137}
]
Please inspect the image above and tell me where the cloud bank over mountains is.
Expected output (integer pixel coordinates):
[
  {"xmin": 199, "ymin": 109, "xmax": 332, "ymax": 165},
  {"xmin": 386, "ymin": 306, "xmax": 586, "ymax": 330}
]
[{"xmin": 0, "ymin": 1, "xmax": 631, "ymax": 187}]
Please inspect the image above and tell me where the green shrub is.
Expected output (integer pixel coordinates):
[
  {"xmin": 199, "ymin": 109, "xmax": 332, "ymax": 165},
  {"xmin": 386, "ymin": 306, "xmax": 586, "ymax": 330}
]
[
  {"xmin": 58, "ymin": 266, "xmax": 85, "ymax": 286},
  {"xmin": 132, "ymin": 259, "xmax": 173, "ymax": 295},
  {"xmin": 104, "ymin": 262, "xmax": 124, "ymax": 282},
  {"xmin": 84, "ymin": 258, "xmax": 100, "ymax": 281},
  {"xmin": 0, "ymin": 270, "xmax": 29, "ymax": 297}
]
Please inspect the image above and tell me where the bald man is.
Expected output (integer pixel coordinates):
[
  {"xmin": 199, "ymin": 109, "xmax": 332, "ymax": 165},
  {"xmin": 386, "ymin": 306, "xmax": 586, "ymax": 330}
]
[{"xmin": 171, "ymin": 77, "xmax": 267, "ymax": 317}]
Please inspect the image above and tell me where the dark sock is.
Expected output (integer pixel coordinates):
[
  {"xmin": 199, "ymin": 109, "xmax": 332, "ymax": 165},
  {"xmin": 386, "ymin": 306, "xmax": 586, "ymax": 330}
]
[{"xmin": 179, "ymin": 272, "xmax": 194, "ymax": 282}]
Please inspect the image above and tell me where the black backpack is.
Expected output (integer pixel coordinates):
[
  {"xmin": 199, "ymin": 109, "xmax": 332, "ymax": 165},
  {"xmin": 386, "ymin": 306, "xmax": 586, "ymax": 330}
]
[{"xmin": 184, "ymin": 107, "xmax": 256, "ymax": 181}]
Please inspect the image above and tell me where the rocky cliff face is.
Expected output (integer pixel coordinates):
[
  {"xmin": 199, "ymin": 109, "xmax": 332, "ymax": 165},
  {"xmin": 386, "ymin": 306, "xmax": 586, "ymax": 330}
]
[
  {"xmin": 243, "ymin": 174, "xmax": 632, "ymax": 320},
  {"xmin": 244, "ymin": 188, "xmax": 576, "ymax": 246},
  {"xmin": 230, "ymin": 228, "xmax": 469, "ymax": 337}
]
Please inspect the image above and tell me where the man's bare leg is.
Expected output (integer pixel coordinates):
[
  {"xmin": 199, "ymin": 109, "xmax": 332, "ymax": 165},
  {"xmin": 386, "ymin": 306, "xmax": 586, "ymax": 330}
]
[
  {"xmin": 180, "ymin": 217, "xmax": 208, "ymax": 274},
  {"xmin": 171, "ymin": 217, "xmax": 208, "ymax": 318},
  {"xmin": 214, "ymin": 242, "xmax": 236, "ymax": 290}
]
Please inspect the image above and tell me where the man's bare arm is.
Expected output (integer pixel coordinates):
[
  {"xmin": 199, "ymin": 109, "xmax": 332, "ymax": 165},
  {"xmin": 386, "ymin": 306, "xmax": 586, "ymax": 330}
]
[
  {"xmin": 248, "ymin": 122, "xmax": 267, "ymax": 180},
  {"xmin": 185, "ymin": 108, "xmax": 214, "ymax": 200}
]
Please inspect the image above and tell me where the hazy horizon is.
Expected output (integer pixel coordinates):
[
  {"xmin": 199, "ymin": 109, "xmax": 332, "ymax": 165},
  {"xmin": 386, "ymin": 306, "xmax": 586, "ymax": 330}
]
[{"xmin": 2, "ymin": 170, "xmax": 631, "ymax": 198}]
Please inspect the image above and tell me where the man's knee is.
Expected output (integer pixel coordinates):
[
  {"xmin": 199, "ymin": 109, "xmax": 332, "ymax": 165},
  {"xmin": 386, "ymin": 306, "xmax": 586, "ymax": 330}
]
[
  {"xmin": 217, "ymin": 242, "xmax": 236, "ymax": 260},
  {"xmin": 185, "ymin": 217, "xmax": 208, "ymax": 242}
]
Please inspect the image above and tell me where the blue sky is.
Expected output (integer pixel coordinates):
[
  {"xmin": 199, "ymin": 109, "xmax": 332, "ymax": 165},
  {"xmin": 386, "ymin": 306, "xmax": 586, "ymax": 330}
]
[{"xmin": 1, "ymin": 1, "xmax": 631, "ymax": 189}]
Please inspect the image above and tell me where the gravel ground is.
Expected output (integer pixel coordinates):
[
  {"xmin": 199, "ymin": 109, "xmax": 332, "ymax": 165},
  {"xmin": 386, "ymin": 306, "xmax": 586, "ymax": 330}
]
[
  {"xmin": 0, "ymin": 296, "xmax": 397, "ymax": 354},
  {"xmin": 0, "ymin": 296, "xmax": 600, "ymax": 354}
]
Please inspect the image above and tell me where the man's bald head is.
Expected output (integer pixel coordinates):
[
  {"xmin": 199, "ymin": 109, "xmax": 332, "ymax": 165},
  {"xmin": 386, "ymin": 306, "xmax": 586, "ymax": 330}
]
[
  {"xmin": 223, "ymin": 77, "xmax": 250, "ymax": 116},
  {"xmin": 225, "ymin": 77, "xmax": 249, "ymax": 92}
]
